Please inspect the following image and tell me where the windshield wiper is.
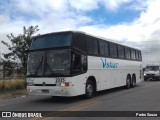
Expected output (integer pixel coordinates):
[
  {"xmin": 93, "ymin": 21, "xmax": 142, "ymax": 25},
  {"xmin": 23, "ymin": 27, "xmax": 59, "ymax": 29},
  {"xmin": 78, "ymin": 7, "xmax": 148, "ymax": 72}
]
[
  {"xmin": 34, "ymin": 56, "xmax": 43, "ymax": 75},
  {"xmin": 44, "ymin": 57, "xmax": 63, "ymax": 76}
]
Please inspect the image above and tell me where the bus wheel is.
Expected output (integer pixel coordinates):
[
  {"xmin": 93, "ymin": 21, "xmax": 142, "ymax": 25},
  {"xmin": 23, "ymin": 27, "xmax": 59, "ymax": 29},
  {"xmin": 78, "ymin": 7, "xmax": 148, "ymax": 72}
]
[
  {"xmin": 85, "ymin": 80, "xmax": 94, "ymax": 99},
  {"xmin": 126, "ymin": 76, "xmax": 131, "ymax": 89},
  {"xmin": 131, "ymin": 75, "xmax": 136, "ymax": 88},
  {"xmin": 144, "ymin": 78, "xmax": 147, "ymax": 81}
]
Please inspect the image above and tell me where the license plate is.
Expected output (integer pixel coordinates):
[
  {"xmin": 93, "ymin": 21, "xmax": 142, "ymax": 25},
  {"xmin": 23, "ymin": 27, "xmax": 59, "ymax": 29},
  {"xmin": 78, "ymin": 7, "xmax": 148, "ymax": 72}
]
[{"xmin": 42, "ymin": 90, "xmax": 49, "ymax": 93}]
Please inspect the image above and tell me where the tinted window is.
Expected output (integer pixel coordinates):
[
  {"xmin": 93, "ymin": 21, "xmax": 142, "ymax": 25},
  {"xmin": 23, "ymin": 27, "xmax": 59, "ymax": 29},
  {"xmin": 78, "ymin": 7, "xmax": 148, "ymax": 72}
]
[
  {"xmin": 73, "ymin": 33, "xmax": 87, "ymax": 52},
  {"xmin": 146, "ymin": 66, "xmax": 159, "ymax": 71},
  {"xmin": 99, "ymin": 41, "xmax": 105, "ymax": 56},
  {"xmin": 81, "ymin": 55, "xmax": 87, "ymax": 73},
  {"xmin": 72, "ymin": 53, "xmax": 81, "ymax": 74},
  {"xmin": 99, "ymin": 41, "xmax": 109, "ymax": 57},
  {"xmin": 104, "ymin": 42, "xmax": 109, "ymax": 56},
  {"xmin": 31, "ymin": 34, "xmax": 72, "ymax": 49},
  {"xmin": 135, "ymin": 50, "xmax": 139, "ymax": 60},
  {"xmin": 138, "ymin": 51, "xmax": 142, "ymax": 61},
  {"xmin": 45, "ymin": 50, "xmax": 71, "ymax": 76},
  {"xmin": 118, "ymin": 45, "xmax": 125, "ymax": 58},
  {"xmin": 125, "ymin": 47, "xmax": 131, "ymax": 59},
  {"xmin": 131, "ymin": 49, "xmax": 136, "ymax": 60},
  {"xmin": 72, "ymin": 53, "xmax": 87, "ymax": 75},
  {"xmin": 109, "ymin": 43, "xmax": 117, "ymax": 58},
  {"xmin": 87, "ymin": 36, "xmax": 98, "ymax": 55}
]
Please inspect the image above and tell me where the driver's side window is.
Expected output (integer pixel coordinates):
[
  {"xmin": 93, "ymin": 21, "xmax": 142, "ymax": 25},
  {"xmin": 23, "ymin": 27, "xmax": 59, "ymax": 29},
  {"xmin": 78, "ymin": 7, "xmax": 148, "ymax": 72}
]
[
  {"xmin": 72, "ymin": 53, "xmax": 81, "ymax": 74},
  {"xmin": 72, "ymin": 53, "xmax": 87, "ymax": 74}
]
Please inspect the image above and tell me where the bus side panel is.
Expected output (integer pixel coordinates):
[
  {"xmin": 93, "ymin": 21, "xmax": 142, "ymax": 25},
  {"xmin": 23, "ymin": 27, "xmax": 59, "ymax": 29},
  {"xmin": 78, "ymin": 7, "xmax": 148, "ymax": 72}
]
[
  {"xmin": 88, "ymin": 56, "xmax": 142, "ymax": 91},
  {"xmin": 71, "ymin": 73, "xmax": 88, "ymax": 95}
]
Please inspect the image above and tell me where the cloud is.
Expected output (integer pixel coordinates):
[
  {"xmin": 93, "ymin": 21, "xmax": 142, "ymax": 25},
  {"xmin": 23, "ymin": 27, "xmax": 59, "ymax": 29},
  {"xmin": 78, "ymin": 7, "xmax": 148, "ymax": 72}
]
[
  {"xmin": 0, "ymin": 0, "xmax": 160, "ymax": 65},
  {"xmin": 68, "ymin": 0, "xmax": 99, "ymax": 11},
  {"xmin": 0, "ymin": 15, "xmax": 9, "ymax": 25},
  {"xmin": 101, "ymin": 0, "xmax": 134, "ymax": 11},
  {"xmin": 14, "ymin": 0, "xmax": 70, "ymax": 19}
]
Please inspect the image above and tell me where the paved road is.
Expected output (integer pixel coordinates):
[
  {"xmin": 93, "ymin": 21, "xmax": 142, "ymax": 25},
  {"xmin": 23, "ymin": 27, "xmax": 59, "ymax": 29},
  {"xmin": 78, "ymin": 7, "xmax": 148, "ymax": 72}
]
[{"xmin": 1, "ymin": 81, "xmax": 160, "ymax": 120}]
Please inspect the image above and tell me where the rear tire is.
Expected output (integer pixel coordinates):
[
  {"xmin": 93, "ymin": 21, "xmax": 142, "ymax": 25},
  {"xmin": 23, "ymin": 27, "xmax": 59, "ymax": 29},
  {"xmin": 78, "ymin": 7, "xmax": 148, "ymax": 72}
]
[
  {"xmin": 131, "ymin": 75, "xmax": 136, "ymax": 87},
  {"xmin": 126, "ymin": 76, "xmax": 131, "ymax": 89},
  {"xmin": 85, "ymin": 80, "xmax": 94, "ymax": 99}
]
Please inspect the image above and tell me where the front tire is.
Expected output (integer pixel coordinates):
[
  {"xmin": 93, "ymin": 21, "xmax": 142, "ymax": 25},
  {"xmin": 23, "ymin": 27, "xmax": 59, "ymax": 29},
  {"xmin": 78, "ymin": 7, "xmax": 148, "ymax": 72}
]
[{"xmin": 85, "ymin": 80, "xmax": 94, "ymax": 99}]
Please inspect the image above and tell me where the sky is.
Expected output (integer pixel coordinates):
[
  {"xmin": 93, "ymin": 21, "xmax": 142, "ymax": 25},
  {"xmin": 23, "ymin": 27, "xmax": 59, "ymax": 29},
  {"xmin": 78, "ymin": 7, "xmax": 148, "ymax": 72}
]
[{"xmin": 0, "ymin": 0, "xmax": 160, "ymax": 66}]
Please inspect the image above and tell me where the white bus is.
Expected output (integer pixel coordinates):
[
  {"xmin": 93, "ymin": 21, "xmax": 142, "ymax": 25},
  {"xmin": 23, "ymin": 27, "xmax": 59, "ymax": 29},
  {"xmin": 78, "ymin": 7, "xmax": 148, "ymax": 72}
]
[{"xmin": 26, "ymin": 31, "xmax": 142, "ymax": 98}]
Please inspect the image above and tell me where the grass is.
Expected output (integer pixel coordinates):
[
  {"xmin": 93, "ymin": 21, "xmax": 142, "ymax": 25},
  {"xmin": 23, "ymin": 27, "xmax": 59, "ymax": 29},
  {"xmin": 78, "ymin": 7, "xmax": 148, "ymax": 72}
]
[{"xmin": 0, "ymin": 79, "xmax": 26, "ymax": 92}]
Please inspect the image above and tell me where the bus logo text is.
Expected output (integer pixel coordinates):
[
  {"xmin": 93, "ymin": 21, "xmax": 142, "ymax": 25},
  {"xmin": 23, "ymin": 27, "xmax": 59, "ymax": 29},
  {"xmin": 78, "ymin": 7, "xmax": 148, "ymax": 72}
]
[{"xmin": 101, "ymin": 58, "xmax": 118, "ymax": 68}]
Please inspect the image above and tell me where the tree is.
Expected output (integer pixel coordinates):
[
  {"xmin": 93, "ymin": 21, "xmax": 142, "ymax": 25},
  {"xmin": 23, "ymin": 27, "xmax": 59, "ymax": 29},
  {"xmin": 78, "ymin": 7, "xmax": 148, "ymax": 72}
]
[{"xmin": 1, "ymin": 25, "xmax": 39, "ymax": 75}]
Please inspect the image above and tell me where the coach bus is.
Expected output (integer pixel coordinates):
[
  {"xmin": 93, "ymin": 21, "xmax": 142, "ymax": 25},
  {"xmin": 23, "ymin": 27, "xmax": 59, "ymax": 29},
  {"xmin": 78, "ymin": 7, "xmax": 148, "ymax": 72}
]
[{"xmin": 26, "ymin": 31, "xmax": 142, "ymax": 98}]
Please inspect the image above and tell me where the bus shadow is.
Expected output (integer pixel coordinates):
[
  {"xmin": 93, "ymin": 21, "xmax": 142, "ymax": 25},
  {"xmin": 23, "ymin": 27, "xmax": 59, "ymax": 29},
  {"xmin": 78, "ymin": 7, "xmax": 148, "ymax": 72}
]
[
  {"xmin": 94, "ymin": 84, "xmax": 144, "ymax": 98},
  {"xmin": 95, "ymin": 86, "xmax": 126, "ymax": 98}
]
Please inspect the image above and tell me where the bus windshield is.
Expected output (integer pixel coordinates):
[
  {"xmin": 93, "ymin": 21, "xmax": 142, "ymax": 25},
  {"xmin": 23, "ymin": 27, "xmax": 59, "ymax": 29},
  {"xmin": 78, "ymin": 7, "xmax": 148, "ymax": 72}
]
[
  {"xmin": 146, "ymin": 66, "xmax": 159, "ymax": 71},
  {"xmin": 27, "ymin": 49, "xmax": 71, "ymax": 77},
  {"xmin": 30, "ymin": 33, "xmax": 72, "ymax": 50}
]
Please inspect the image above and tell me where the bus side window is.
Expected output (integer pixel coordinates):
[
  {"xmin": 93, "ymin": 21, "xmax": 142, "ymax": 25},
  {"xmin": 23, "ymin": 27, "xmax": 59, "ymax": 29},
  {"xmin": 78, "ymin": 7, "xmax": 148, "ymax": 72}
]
[
  {"xmin": 72, "ymin": 53, "xmax": 81, "ymax": 74},
  {"xmin": 81, "ymin": 55, "xmax": 87, "ymax": 73}
]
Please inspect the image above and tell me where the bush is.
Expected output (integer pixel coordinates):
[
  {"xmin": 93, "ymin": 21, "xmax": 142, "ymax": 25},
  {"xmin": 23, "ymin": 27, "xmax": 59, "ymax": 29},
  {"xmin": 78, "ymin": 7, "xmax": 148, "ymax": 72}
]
[{"xmin": 0, "ymin": 79, "xmax": 26, "ymax": 92}]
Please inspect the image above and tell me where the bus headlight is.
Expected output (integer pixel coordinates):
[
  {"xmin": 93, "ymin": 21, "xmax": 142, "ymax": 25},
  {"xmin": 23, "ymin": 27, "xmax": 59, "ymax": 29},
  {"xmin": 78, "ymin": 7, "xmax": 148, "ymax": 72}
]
[
  {"xmin": 28, "ymin": 89, "xmax": 32, "ymax": 92},
  {"xmin": 155, "ymin": 73, "xmax": 160, "ymax": 76},
  {"xmin": 27, "ymin": 82, "xmax": 34, "ymax": 86},
  {"xmin": 57, "ymin": 82, "xmax": 70, "ymax": 87},
  {"xmin": 61, "ymin": 82, "xmax": 70, "ymax": 87}
]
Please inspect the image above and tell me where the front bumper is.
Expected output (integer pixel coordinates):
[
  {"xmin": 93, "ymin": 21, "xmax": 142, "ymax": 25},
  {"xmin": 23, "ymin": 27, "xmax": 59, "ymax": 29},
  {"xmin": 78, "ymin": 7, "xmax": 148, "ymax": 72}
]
[
  {"xmin": 27, "ymin": 86, "xmax": 80, "ymax": 97},
  {"xmin": 144, "ymin": 75, "xmax": 160, "ymax": 80}
]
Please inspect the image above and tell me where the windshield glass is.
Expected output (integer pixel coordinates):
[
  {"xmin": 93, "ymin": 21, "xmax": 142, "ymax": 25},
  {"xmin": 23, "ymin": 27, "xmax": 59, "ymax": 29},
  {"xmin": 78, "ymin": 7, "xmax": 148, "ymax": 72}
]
[
  {"xmin": 146, "ymin": 66, "xmax": 159, "ymax": 71},
  {"xmin": 27, "ymin": 51, "xmax": 44, "ymax": 76},
  {"xmin": 30, "ymin": 33, "xmax": 72, "ymax": 50},
  {"xmin": 27, "ymin": 49, "xmax": 71, "ymax": 77},
  {"xmin": 45, "ymin": 50, "xmax": 71, "ymax": 76}
]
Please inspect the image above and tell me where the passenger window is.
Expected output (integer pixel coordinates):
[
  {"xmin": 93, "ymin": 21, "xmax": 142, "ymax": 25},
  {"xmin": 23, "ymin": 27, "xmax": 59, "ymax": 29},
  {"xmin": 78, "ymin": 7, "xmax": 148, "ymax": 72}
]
[
  {"xmin": 87, "ymin": 36, "xmax": 98, "ymax": 55},
  {"xmin": 135, "ymin": 50, "xmax": 139, "ymax": 60},
  {"xmin": 131, "ymin": 49, "xmax": 136, "ymax": 60},
  {"xmin": 99, "ymin": 41, "xmax": 105, "ymax": 56},
  {"xmin": 104, "ymin": 42, "xmax": 109, "ymax": 56},
  {"xmin": 109, "ymin": 43, "xmax": 117, "ymax": 58},
  {"xmin": 99, "ymin": 41, "xmax": 109, "ymax": 57},
  {"xmin": 118, "ymin": 45, "xmax": 125, "ymax": 58},
  {"xmin": 125, "ymin": 48, "xmax": 131, "ymax": 59},
  {"xmin": 138, "ymin": 51, "xmax": 142, "ymax": 61},
  {"xmin": 73, "ymin": 33, "xmax": 87, "ymax": 52}
]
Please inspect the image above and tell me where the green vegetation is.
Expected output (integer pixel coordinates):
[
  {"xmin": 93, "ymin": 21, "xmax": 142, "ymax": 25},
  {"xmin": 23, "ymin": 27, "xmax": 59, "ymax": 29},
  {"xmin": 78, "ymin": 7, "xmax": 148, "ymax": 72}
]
[
  {"xmin": 1, "ymin": 25, "xmax": 39, "ymax": 75},
  {"xmin": 0, "ymin": 79, "xmax": 26, "ymax": 92}
]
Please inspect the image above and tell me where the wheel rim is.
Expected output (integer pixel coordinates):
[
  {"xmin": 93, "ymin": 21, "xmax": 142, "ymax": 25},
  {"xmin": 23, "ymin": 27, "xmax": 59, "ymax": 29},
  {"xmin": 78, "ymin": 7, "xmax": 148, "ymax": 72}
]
[
  {"xmin": 87, "ymin": 84, "xmax": 93, "ymax": 96},
  {"xmin": 132, "ymin": 80, "xmax": 135, "ymax": 86},
  {"xmin": 132, "ymin": 76, "xmax": 136, "ymax": 87},
  {"xmin": 127, "ymin": 79, "xmax": 130, "ymax": 88}
]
